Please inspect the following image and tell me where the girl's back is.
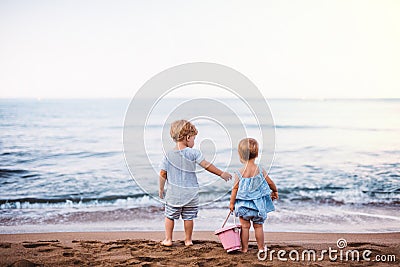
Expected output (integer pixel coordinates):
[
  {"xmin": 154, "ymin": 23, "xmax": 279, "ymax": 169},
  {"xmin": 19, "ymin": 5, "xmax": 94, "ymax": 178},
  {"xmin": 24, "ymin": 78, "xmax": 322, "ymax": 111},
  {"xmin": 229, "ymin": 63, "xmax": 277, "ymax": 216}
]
[{"xmin": 239, "ymin": 163, "xmax": 262, "ymax": 179}]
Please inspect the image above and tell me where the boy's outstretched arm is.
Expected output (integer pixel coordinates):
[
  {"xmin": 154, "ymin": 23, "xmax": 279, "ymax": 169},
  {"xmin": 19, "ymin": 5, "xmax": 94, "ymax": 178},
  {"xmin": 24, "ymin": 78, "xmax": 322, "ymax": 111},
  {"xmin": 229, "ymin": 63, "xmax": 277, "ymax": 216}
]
[
  {"xmin": 229, "ymin": 175, "xmax": 239, "ymax": 211},
  {"xmin": 262, "ymin": 169, "xmax": 279, "ymax": 200},
  {"xmin": 159, "ymin": 170, "xmax": 167, "ymax": 199},
  {"xmin": 199, "ymin": 160, "xmax": 232, "ymax": 181}
]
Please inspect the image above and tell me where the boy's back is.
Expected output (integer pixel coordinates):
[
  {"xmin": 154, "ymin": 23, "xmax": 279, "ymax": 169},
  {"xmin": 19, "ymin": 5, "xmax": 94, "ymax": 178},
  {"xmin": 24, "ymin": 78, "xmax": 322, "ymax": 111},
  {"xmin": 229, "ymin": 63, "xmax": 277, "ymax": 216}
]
[{"xmin": 161, "ymin": 147, "xmax": 204, "ymax": 206}]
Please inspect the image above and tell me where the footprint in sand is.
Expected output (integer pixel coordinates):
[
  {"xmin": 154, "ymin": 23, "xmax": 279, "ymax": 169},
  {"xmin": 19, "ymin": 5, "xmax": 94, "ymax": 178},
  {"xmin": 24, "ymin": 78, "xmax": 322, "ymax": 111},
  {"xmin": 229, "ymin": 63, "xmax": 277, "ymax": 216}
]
[
  {"xmin": 37, "ymin": 248, "xmax": 55, "ymax": 253},
  {"xmin": 9, "ymin": 259, "xmax": 43, "ymax": 267},
  {"xmin": 62, "ymin": 251, "xmax": 75, "ymax": 257},
  {"xmin": 22, "ymin": 243, "xmax": 51, "ymax": 249},
  {"xmin": 0, "ymin": 242, "xmax": 11, "ymax": 248},
  {"xmin": 107, "ymin": 245, "xmax": 125, "ymax": 251},
  {"xmin": 21, "ymin": 240, "xmax": 60, "ymax": 249}
]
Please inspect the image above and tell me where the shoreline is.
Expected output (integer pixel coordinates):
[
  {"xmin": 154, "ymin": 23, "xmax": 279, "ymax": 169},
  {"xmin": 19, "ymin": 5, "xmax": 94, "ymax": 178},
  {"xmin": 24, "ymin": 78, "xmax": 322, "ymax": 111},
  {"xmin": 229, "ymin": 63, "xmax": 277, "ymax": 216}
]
[
  {"xmin": 1, "ymin": 231, "xmax": 400, "ymax": 244},
  {"xmin": 1, "ymin": 232, "xmax": 399, "ymax": 266},
  {"xmin": 3, "ymin": 204, "xmax": 399, "ymax": 234}
]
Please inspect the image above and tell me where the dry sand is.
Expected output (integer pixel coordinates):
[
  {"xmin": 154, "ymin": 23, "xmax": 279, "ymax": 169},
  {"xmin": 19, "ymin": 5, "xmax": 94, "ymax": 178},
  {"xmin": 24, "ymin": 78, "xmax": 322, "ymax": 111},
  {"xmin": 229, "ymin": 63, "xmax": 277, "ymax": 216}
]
[{"xmin": 0, "ymin": 231, "xmax": 399, "ymax": 266}]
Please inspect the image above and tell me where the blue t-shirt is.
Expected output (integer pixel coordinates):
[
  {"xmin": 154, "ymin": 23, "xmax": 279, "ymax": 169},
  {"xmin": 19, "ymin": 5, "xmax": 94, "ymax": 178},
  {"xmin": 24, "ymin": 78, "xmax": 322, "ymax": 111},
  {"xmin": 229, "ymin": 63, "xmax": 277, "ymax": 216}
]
[{"xmin": 160, "ymin": 147, "xmax": 205, "ymax": 207}]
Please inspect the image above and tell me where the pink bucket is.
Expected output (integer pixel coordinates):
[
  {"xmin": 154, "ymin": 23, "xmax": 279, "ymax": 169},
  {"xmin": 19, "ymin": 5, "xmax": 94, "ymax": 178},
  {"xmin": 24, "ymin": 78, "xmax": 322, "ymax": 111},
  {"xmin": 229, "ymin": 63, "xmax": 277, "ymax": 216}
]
[{"xmin": 214, "ymin": 212, "xmax": 241, "ymax": 252}]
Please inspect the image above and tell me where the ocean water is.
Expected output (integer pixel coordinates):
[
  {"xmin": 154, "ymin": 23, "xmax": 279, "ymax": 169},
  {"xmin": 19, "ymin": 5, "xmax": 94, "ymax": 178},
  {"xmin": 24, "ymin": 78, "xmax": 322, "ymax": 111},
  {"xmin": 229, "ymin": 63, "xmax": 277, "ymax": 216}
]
[{"xmin": 0, "ymin": 98, "xmax": 399, "ymax": 233}]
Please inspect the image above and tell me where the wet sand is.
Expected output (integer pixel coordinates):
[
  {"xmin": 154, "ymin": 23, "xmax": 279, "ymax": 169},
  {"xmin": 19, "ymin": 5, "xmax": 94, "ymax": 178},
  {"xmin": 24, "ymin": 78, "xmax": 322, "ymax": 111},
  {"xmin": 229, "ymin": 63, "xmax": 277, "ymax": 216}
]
[{"xmin": 1, "ymin": 231, "xmax": 399, "ymax": 266}]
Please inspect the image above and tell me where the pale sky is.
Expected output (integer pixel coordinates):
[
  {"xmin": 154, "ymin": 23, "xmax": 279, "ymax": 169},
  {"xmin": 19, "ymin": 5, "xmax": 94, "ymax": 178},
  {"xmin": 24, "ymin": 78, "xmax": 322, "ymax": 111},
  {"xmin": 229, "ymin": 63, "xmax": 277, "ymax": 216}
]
[{"xmin": 0, "ymin": 0, "xmax": 399, "ymax": 99}]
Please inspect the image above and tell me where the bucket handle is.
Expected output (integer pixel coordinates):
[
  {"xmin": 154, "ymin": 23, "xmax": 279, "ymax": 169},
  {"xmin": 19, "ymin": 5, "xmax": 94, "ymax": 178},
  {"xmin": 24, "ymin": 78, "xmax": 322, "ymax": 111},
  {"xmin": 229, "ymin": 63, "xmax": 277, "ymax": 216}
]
[{"xmin": 221, "ymin": 211, "xmax": 237, "ymax": 228}]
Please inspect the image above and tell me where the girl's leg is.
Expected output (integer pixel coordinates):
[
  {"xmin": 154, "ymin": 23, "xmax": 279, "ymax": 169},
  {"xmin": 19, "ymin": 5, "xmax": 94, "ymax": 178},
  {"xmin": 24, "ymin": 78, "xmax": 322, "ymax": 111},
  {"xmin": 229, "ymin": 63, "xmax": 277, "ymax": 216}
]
[
  {"xmin": 253, "ymin": 223, "xmax": 265, "ymax": 250},
  {"xmin": 183, "ymin": 220, "xmax": 194, "ymax": 246},
  {"xmin": 162, "ymin": 217, "xmax": 174, "ymax": 246},
  {"xmin": 239, "ymin": 217, "xmax": 251, "ymax": 252}
]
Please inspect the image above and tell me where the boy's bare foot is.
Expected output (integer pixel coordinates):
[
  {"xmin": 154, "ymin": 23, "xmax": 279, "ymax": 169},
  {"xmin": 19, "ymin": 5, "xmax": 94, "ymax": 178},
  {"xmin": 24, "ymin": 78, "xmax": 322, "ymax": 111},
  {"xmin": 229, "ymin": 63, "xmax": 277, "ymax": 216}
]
[
  {"xmin": 161, "ymin": 239, "xmax": 173, "ymax": 247},
  {"xmin": 241, "ymin": 249, "xmax": 248, "ymax": 253},
  {"xmin": 184, "ymin": 240, "xmax": 193, "ymax": 246}
]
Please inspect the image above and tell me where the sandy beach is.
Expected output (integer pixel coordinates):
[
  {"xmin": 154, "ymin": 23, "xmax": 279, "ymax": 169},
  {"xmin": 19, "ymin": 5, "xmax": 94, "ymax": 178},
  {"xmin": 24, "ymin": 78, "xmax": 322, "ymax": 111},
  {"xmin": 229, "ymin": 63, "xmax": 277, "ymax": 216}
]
[{"xmin": 1, "ymin": 231, "xmax": 398, "ymax": 266}]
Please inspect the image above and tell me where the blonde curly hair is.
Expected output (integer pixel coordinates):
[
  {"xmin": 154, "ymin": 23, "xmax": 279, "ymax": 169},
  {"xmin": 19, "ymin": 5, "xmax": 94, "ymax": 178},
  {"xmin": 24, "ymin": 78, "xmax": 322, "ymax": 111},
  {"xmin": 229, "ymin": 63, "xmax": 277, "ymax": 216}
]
[
  {"xmin": 238, "ymin": 138, "xmax": 259, "ymax": 161},
  {"xmin": 170, "ymin": 120, "xmax": 198, "ymax": 142}
]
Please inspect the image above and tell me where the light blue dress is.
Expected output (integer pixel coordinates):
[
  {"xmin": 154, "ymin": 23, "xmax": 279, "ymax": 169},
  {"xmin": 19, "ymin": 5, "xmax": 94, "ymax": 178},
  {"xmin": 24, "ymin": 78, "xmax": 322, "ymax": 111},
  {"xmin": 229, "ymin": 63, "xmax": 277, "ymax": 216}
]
[{"xmin": 234, "ymin": 165, "xmax": 275, "ymax": 224}]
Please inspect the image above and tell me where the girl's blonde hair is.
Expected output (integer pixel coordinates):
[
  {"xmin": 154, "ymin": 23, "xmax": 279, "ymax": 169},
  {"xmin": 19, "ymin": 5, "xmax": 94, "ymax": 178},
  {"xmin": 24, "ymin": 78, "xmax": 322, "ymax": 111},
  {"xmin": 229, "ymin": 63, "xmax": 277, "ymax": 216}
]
[
  {"xmin": 238, "ymin": 138, "xmax": 259, "ymax": 161},
  {"xmin": 170, "ymin": 120, "xmax": 198, "ymax": 142}
]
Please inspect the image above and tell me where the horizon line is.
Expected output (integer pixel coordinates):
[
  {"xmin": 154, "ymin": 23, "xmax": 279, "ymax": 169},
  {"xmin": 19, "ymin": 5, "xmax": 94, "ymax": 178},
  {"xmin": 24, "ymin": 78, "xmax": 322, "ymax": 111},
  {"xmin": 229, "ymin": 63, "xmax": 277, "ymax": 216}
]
[{"xmin": 0, "ymin": 97, "xmax": 399, "ymax": 101}]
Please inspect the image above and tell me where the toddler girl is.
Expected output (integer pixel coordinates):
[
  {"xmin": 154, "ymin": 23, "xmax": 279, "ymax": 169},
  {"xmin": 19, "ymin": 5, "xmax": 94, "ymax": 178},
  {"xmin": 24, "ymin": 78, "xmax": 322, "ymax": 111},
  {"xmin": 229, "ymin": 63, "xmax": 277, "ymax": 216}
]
[{"xmin": 229, "ymin": 138, "xmax": 278, "ymax": 252}]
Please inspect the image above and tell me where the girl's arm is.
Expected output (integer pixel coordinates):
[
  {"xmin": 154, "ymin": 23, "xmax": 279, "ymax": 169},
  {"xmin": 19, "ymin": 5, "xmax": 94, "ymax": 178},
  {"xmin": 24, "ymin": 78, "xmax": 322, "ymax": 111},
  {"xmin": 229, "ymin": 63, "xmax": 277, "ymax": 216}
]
[
  {"xmin": 199, "ymin": 160, "xmax": 232, "ymax": 181},
  {"xmin": 159, "ymin": 170, "xmax": 167, "ymax": 199},
  {"xmin": 229, "ymin": 175, "xmax": 239, "ymax": 211},
  {"xmin": 262, "ymin": 169, "xmax": 279, "ymax": 200}
]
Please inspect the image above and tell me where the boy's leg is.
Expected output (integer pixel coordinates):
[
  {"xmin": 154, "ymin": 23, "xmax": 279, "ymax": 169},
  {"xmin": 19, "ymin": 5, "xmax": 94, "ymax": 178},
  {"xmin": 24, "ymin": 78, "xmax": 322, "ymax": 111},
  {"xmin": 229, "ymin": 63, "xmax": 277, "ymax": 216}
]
[
  {"xmin": 253, "ymin": 223, "xmax": 265, "ymax": 250},
  {"xmin": 163, "ymin": 204, "xmax": 181, "ymax": 246},
  {"xmin": 183, "ymin": 219, "xmax": 194, "ymax": 246},
  {"xmin": 181, "ymin": 202, "xmax": 198, "ymax": 246},
  {"xmin": 162, "ymin": 217, "xmax": 174, "ymax": 246},
  {"xmin": 239, "ymin": 217, "xmax": 251, "ymax": 252}
]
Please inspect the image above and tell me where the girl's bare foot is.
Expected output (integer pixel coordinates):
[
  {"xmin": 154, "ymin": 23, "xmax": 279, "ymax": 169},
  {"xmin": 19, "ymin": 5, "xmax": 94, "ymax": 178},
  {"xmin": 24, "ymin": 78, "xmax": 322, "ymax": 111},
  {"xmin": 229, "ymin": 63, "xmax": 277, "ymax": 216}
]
[
  {"xmin": 241, "ymin": 249, "xmax": 248, "ymax": 253},
  {"xmin": 184, "ymin": 240, "xmax": 193, "ymax": 246},
  {"xmin": 258, "ymin": 245, "xmax": 267, "ymax": 252},
  {"xmin": 161, "ymin": 239, "xmax": 173, "ymax": 246}
]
